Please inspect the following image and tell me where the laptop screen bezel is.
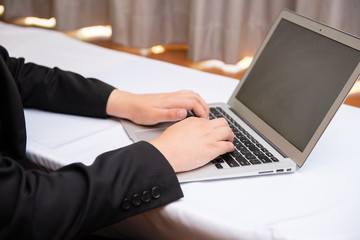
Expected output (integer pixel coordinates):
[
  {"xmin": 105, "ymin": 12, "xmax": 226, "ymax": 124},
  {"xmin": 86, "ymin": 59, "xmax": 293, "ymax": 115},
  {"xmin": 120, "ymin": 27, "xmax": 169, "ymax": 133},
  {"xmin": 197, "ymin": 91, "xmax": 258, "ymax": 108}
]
[{"xmin": 228, "ymin": 9, "xmax": 360, "ymax": 167}]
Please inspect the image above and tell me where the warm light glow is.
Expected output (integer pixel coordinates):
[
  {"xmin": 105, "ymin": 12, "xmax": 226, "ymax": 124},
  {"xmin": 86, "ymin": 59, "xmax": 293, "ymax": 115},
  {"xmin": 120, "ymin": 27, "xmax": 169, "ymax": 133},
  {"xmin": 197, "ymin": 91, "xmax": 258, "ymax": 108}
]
[
  {"xmin": 0, "ymin": 5, "xmax": 4, "ymax": 16},
  {"xmin": 140, "ymin": 48, "xmax": 151, "ymax": 56},
  {"xmin": 195, "ymin": 56, "xmax": 253, "ymax": 74},
  {"xmin": 151, "ymin": 45, "xmax": 165, "ymax": 54},
  {"xmin": 236, "ymin": 56, "xmax": 253, "ymax": 69},
  {"xmin": 76, "ymin": 25, "xmax": 112, "ymax": 40},
  {"xmin": 349, "ymin": 79, "xmax": 360, "ymax": 94},
  {"xmin": 24, "ymin": 17, "xmax": 56, "ymax": 28}
]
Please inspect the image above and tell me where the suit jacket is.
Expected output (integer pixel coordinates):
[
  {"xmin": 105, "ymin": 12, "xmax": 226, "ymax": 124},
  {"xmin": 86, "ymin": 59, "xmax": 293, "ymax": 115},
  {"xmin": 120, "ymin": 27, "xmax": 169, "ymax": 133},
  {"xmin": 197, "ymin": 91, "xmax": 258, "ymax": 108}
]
[{"xmin": 0, "ymin": 45, "xmax": 183, "ymax": 239}]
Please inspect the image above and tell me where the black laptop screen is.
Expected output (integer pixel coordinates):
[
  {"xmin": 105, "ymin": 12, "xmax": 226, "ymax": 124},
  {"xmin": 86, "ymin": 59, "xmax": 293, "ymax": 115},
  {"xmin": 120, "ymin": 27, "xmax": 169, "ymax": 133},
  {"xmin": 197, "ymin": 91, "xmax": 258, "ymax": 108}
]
[{"xmin": 236, "ymin": 19, "xmax": 360, "ymax": 151}]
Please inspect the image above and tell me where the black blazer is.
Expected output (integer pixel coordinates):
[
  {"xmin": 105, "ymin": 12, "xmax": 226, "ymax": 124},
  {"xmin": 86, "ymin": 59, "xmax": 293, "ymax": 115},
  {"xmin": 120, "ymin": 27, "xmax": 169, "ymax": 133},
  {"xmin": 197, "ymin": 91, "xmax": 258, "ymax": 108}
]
[{"xmin": 0, "ymin": 45, "xmax": 183, "ymax": 239}]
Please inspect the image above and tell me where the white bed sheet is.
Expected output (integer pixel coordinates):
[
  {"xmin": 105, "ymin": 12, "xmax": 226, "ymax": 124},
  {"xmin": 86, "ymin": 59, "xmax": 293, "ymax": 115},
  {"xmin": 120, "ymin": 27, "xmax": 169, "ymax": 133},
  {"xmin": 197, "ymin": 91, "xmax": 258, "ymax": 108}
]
[{"xmin": 1, "ymin": 22, "xmax": 360, "ymax": 240}]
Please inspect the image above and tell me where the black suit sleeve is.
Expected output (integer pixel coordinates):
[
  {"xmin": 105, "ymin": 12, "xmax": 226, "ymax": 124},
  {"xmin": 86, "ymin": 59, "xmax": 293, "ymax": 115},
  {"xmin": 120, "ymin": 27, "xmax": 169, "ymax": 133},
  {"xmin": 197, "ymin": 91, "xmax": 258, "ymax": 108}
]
[
  {"xmin": 0, "ymin": 141, "xmax": 183, "ymax": 240},
  {"xmin": 0, "ymin": 46, "xmax": 184, "ymax": 239},
  {"xmin": 1, "ymin": 45, "xmax": 115, "ymax": 118}
]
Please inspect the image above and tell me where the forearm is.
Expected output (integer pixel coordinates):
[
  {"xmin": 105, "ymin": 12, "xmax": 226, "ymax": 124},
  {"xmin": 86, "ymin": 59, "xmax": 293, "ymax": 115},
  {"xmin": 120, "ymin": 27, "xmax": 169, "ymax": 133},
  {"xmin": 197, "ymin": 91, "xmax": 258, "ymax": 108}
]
[
  {"xmin": 20, "ymin": 65, "xmax": 115, "ymax": 118},
  {"xmin": 1, "ymin": 45, "xmax": 115, "ymax": 118}
]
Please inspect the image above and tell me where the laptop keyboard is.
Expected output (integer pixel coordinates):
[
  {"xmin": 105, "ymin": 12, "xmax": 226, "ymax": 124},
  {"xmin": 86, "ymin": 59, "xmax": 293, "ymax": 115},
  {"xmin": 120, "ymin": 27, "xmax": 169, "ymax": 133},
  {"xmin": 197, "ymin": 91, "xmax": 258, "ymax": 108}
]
[{"xmin": 209, "ymin": 107, "xmax": 279, "ymax": 169}]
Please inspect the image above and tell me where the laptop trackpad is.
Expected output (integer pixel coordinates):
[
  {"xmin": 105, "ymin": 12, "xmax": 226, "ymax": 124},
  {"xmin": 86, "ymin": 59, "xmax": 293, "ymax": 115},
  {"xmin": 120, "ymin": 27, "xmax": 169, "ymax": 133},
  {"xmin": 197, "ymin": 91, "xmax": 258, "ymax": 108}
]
[
  {"xmin": 120, "ymin": 119, "xmax": 174, "ymax": 142},
  {"xmin": 133, "ymin": 128, "xmax": 166, "ymax": 141}
]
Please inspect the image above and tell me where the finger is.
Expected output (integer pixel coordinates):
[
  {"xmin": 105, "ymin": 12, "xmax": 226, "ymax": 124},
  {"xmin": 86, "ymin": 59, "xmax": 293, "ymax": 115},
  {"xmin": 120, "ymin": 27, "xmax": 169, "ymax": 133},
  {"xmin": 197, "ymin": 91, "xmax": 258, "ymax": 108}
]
[
  {"xmin": 182, "ymin": 96, "xmax": 208, "ymax": 119},
  {"xmin": 187, "ymin": 92, "xmax": 209, "ymax": 118},
  {"xmin": 166, "ymin": 92, "xmax": 209, "ymax": 119},
  {"xmin": 215, "ymin": 141, "xmax": 235, "ymax": 155},
  {"xmin": 209, "ymin": 117, "xmax": 230, "ymax": 128},
  {"xmin": 166, "ymin": 99, "xmax": 207, "ymax": 119},
  {"xmin": 179, "ymin": 91, "xmax": 209, "ymax": 117},
  {"xmin": 193, "ymin": 93, "xmax": 209, "ymax": 117},
  {"xmin": 212, "ymin": 126, "xmax": 234, "ymax": 142}
]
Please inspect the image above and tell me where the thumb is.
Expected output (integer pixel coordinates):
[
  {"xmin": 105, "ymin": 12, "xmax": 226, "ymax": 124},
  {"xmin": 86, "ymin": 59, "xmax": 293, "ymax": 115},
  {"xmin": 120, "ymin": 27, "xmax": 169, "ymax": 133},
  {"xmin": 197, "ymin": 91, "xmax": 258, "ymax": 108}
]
[
  {"xmin": 175, "ymin": 109, "xmax": 188, "ymax": 120},
  {"xmin": 156, "ymin": 108, "xmax": 187, "ymax": 122}
]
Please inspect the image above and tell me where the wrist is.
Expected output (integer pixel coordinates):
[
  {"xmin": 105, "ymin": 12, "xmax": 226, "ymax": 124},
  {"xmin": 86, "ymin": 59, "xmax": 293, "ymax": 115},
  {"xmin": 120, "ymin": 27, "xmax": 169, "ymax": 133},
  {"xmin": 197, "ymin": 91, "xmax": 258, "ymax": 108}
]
[{"xmin": 106, "ymin": 89, "xmax": 134, "ymax": 119}]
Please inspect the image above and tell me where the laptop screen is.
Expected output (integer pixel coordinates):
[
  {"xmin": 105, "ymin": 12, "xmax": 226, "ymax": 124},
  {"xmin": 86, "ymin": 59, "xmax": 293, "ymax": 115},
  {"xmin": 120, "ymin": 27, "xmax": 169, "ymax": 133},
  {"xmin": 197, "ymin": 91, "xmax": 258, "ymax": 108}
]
[{"xmin": 236, "ymin": 19, "xmax": 360, "ymax": 152}]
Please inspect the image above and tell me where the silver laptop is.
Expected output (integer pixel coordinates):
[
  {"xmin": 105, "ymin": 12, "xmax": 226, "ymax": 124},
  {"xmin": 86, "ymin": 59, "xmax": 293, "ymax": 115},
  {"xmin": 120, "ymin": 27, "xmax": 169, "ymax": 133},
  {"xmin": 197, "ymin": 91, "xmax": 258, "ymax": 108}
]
[{"xmin": 121, "ymin": 10, "xmax": 360, "ymax": 182}]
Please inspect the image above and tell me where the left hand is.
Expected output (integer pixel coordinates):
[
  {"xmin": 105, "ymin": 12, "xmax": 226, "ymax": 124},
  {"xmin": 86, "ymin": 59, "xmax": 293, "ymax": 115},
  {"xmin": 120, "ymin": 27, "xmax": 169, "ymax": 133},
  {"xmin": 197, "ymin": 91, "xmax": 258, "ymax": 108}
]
[{"xmin": 106, "ymin": 89, "xmax": 209, "ymax": 125}]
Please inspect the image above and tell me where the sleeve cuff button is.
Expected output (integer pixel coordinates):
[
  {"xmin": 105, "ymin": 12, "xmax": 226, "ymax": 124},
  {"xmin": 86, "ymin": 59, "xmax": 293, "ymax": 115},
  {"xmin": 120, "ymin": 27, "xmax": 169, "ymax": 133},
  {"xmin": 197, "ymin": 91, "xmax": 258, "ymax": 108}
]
[
  {"xmin": 132, "ymin": 193, "xmax": 142, "ymax": 206},
  {"xmin": 121, "ymin": 198, "xmax": 131, "ymax": 210},
  {"xmin": 151, "ymin": 186, "xmax": 161, "ymax": 199},
  {"xmin": 141, "ymin": 190, "xmax": 151, "ymax": 203}
]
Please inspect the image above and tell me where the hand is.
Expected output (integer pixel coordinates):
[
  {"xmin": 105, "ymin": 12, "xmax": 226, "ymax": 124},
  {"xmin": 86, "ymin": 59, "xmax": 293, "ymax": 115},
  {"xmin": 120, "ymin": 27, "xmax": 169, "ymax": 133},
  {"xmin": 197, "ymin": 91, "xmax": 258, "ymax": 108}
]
[
  {"xmin": 106, "ymin": 89, "xmax": 209, "ymax": 125},
  {"xmin": 149, "ymin": 117, "xmax": 234, "ymax": 172}
]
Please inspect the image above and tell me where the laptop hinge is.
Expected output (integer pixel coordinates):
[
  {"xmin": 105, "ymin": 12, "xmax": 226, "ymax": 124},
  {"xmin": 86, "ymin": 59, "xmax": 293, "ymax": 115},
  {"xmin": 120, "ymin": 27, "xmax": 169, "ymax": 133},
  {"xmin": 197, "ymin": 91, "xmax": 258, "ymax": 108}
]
[{"xmin": 229, "ymin": 107, "xmax": 288, "ymax": 158}]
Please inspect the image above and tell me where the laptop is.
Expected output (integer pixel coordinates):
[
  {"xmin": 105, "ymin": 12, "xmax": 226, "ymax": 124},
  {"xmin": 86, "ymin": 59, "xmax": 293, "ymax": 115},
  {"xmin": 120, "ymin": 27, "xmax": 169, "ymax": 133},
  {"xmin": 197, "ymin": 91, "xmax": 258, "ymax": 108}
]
[{"xmin": 120, "ymin": 9, "xmax": 360, "ymax": 182}]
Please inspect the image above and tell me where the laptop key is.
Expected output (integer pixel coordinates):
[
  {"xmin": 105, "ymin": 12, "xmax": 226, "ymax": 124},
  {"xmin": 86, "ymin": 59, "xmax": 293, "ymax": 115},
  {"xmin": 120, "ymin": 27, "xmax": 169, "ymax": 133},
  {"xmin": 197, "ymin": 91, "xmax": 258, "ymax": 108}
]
[
  {"xmin": 231, "ymin": 151, "xmax": 241, "ymax": 157},
  {"xmin": 211, "ymin": 157, "xmax": 224, "ymax": 164},
  {"xmin": 222, "ymin": 154, "xmax": 240, "ymax": 167},
  {"xmin": 249, "ymin": 159, "xmax": 262, "ymax": 165},
  {"xmin": 265, "ymin": 152, "xmax": 274, "ymax": 157},
  {"xmin": 259, "ymin": 155, "xmax": 272, "ymax": 163},
  {"xmin": 244, "ymin": 154, "xmax": 257, "ymax": 160},
  {"xmin": 240, "ymin": 148, "xmax": 250, "ymax": 155},
  {"xmin": 253, "ymin": 150, "xmax": 263, "ymax": 157},
  {"xmin": 248, "ymin": 145, "xmax": 257, "ymax": 151},
  {"xmin": 215, "ymin": 163, "xmax": 223, "ymax": 169},
  {"xmin": 233, "ymin": 154, "xmax": 251, "ymax": 166},
  {"xmin": 234, "ymin": 139, "xmax": 242, "ymax": 147}
]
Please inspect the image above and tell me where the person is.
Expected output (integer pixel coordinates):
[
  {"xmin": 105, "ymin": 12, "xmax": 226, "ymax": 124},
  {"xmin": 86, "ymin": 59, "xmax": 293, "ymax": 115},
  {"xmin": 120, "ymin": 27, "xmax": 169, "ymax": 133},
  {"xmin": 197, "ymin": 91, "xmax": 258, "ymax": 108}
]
[{"xmin": 0, "ymin": 45, "xmax": 234, "ymax": 239}]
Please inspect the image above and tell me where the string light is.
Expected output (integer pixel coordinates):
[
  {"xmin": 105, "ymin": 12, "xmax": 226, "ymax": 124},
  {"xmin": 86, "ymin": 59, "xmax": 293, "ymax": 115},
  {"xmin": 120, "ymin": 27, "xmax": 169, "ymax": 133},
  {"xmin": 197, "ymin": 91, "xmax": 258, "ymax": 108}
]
[
  {"xmin": 195, "ymin": 56, "xmax": 253, "ymax": 74},
  {"xmin": 236, "ymin": 56, "xmax": 253, "ymax": 70},
  {"xmin": 0, "ymin": 5, "xmax": 4, "ymax": 16},
  {"xmin": 76, "ymin": 25, "xmax": 112, "ymax": 40},
  {"xmin": 24, "ymin": 17, "xmax": 56, "ymax": 28},
  {"xmin": 151, "ymin": 45, "xmax": 165, "ymax": 54}
]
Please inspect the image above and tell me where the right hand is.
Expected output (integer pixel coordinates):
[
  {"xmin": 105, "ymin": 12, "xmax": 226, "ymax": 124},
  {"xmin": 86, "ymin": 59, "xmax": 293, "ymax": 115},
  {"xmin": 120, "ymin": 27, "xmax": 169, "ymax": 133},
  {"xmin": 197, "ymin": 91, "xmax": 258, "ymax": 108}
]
[{"xmin": 149, "ymin": 117, "xmax": 234, "ymax": 173}]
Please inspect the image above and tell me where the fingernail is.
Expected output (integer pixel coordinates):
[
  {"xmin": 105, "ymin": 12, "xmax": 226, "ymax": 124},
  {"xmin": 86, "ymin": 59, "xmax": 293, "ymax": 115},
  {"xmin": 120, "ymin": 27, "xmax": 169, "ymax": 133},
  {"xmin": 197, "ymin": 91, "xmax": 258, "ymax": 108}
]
[{"xmin": 177, "ymin": 110, "xmax": 186, "ymax": 118}]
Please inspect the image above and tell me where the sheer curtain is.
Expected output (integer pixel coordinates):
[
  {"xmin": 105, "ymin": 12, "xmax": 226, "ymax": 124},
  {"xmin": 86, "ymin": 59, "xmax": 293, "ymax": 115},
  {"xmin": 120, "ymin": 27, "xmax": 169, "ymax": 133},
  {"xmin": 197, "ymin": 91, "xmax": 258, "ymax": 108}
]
[
  {"xmin": 109, "ymin": 0, "xmax": 190, "ymax": 48},
  {"xmin": 1, "ymin": 0, "xmax": 359, "ymax": 64}
]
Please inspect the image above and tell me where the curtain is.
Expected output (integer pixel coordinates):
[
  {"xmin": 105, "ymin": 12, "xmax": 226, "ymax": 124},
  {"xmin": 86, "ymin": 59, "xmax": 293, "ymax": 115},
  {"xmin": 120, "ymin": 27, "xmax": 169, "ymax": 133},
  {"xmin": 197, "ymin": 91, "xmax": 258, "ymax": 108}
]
[
  {"xmin": 1, "ymin": 0, "xmax": 359, "ymax": 64},
  {"xmin": 109, "ymin": 0, "xmax": 190, "ymax": 48}
]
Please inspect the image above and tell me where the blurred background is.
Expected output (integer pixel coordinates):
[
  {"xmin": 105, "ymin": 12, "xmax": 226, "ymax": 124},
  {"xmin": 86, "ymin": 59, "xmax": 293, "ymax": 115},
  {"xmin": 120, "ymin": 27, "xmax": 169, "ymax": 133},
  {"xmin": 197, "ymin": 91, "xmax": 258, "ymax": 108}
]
[{"xmin": 1, "ymin": 0, "xmax": 359, "ymax": 106}]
